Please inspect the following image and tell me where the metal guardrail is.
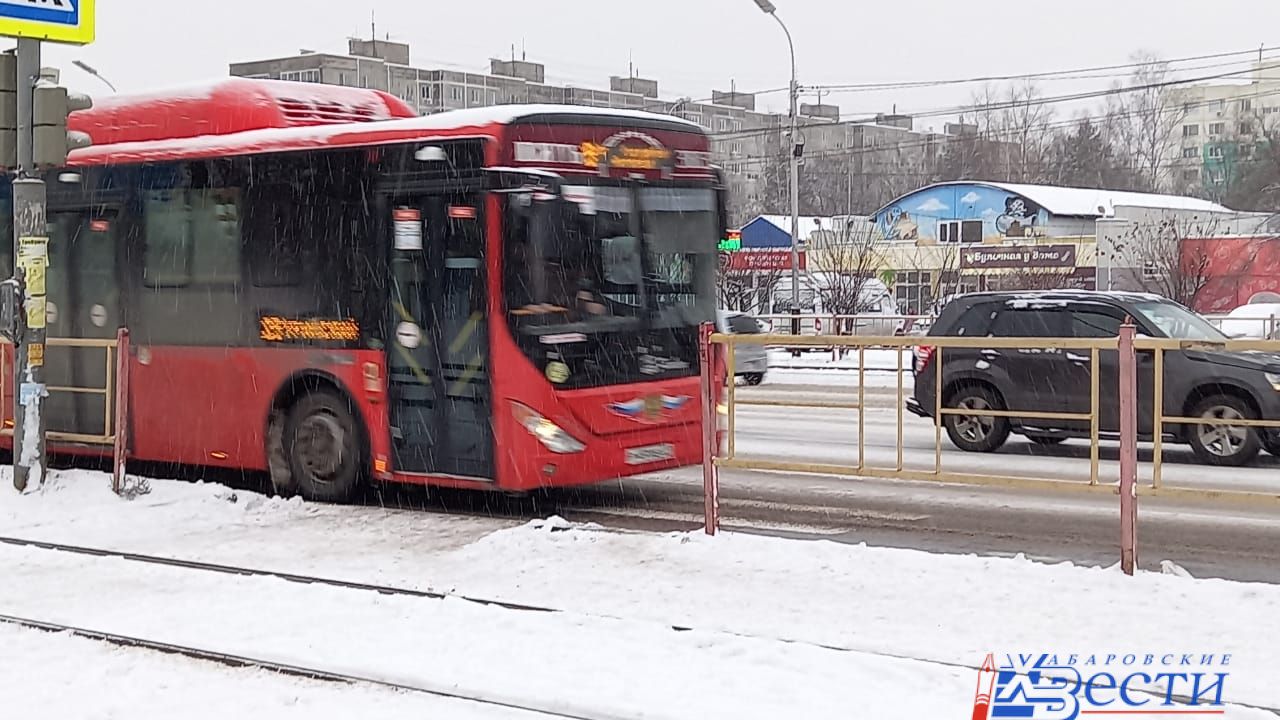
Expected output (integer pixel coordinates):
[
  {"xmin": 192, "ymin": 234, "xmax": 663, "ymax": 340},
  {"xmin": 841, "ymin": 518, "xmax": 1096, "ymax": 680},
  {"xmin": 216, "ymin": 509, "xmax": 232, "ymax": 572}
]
[
  {"xmin": 752, "ymin": 313, "xmax": 935, "ymax": 338},
  {"xmin": 698, "ymin": 325, "xmax": 1280, "ymax": 572},
  {"xmin": 1, "ymin": 329, "xmax": 131, "ymax": 492},
  {"xmin": 699, "ymin": 328, "xmax": 1280, "ymax": 514},
  {"xmin": 709, "ymin": 331, "xmax": 1119, "ymax": 489},
  {"xmin": 1135, "ymin": 336, "xmax": 1280, "ymax": 490},
  {"xmin": 1202, "ymin": 313, "xmax": 1280, "ymax": 340}
]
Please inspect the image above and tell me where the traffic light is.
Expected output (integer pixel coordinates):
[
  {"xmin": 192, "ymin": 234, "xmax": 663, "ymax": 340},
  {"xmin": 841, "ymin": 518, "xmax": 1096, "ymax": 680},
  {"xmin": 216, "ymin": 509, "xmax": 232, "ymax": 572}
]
[
  {"xmin": 33, "ymin": 80, "xmax": 92, "ymax": 168},
  {"xmin": 0, "ymin": 53, "xmax": 16, "ymax": 170}
]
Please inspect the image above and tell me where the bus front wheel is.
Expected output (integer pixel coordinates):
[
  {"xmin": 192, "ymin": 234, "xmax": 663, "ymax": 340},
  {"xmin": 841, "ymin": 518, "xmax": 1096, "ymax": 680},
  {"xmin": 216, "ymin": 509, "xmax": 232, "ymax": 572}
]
[{"xmin": 283, "ymin": 390, "xmax": 362, "ymax": 503}]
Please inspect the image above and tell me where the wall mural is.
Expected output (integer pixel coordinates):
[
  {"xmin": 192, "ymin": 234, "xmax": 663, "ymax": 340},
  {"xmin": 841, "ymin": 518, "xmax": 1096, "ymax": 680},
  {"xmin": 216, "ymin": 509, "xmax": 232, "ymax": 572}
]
[{"xmin": 875, "ymin": 184, "xmax": 1051, "ymax": 243}]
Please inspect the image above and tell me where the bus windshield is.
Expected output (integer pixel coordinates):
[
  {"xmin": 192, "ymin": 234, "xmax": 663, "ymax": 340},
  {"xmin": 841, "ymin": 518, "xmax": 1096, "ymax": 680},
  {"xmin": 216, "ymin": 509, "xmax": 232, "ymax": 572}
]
[
  {"xmin": 507, "ymin": 184, "xmax": 718, "ymax": 333},
  {"xmin": 503, "ymin": 182, "xmax": 719, "ymax": 388}
]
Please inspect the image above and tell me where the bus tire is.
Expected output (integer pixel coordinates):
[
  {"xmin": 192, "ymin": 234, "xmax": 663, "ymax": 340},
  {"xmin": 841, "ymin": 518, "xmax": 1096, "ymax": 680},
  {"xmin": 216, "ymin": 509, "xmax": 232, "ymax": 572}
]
[{"xmin": 283, "ymin": 390, "xmax": 363, "ymax": 503}]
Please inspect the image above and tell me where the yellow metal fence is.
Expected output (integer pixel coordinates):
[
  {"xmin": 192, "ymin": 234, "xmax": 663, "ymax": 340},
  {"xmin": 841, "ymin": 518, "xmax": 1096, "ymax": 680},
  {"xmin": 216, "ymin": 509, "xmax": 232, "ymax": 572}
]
[
  {"xmin": 709, "ymin": 331, "xmax": 1280, "ymax": 503},
  {"xmin": 0, "ymin": 336, "xmax": 124, "ymax": 446}
]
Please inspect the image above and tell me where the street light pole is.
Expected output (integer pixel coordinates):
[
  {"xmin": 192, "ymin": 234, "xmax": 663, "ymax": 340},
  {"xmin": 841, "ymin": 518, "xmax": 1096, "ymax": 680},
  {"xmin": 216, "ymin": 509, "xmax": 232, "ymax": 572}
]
[
  {"xmin": 72, "ymin": 60, "xmax": 115, "ymax": 92},
  {"xmin": 752, "ymin": 0, "xmax": 801, "ymax": 334}
]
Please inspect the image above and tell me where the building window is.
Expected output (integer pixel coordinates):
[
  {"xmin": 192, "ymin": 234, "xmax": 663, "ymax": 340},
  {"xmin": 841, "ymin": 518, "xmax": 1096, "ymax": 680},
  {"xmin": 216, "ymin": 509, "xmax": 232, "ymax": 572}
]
[
  {"xmin": 894, "ymin": 271, "xmax": 933, "ymax": 315},
  {"xmin": 938, "ymin": 220, "xmax": 983, "ymax": 244},
  {"xmin": 730, "ymin": 142, "xmax": 742, "ymax": 154},
  {"xmin": 1208, "ymin": 146, "xmax": 1225, "ymax": 159},
  {"xmin": 1209, "ymin": 122, "xmax": 1224, "ymax": 135},
  {"xmin": 1240, "ymin": 99, "xmax": 1253, "ymax": 112},
  {"xmin": 1142, "ymin": 261, "xmax": 1160, "ymax": 282},
  {"xmin": 1182, "ymin": 124, "xmax": 1200, "ymax": 137},
  {"xmin": 1217, "ymin": 99, "xmax": 1227, "ymax": 111},
  {"xmin": 1182, "ymin": 147, "xmax": 1198, "ymax": 158},
  {"xmin": 280, "ymin": 69, "xmax": 320, "ymax": 83},
  {"xmin": 1239, "ymin": 121, "xmax": 1253, "ymax": 135},
  {"xmin": 419, "ymin": 83, "xmax": 432, "ymax": 100},
  {"xmin": 450, "ymin": 86, "xmax": 462, "ymax": 101},
  {"xmin": 1240, "ymin": 144, "xmax": 1254, "ymax": 159},
  {"xmin": 1182, "ymin": 168, "xmax": 1200, "ymax": 183},
  {"xmin": 469, "ymin": 88, "xmax": 481, "ymax": 104}
]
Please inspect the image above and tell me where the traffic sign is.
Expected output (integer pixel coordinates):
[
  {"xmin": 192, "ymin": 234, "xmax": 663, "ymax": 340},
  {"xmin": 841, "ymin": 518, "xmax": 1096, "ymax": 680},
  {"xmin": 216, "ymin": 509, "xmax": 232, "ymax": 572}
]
[{"xmin": 0, "ymin": 0, "xmax": 94, "ymax": 45}]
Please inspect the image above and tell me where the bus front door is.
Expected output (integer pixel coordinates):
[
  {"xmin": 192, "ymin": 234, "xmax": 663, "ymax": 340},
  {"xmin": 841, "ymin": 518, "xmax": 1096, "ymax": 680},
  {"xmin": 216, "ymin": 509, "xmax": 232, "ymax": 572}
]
[
  {"xmin": 42, "ymin": 209, "xmax": 122, "ymax": 442},
  {"xmin": 385, "ymin": 194, "xmax": 493, "ymax": 479}
]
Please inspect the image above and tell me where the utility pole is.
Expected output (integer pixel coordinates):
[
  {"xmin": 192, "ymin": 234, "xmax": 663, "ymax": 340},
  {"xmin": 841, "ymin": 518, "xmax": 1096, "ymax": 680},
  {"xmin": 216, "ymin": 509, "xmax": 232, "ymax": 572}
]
[
  {"xmin": 752, "ymin": 0, "xmax": 803, "ymax": 337},
  {"xmin": 12, "ymin": 37, "xmax": 46, "ymax": 492},
  {"xmin": 0, "ymin": 0, "xmax": 95, "ymax": 493}
]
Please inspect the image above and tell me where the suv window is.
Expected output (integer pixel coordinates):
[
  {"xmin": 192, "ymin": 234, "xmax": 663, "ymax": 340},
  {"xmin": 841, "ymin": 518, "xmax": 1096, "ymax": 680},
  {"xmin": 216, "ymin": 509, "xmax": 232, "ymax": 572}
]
[
  {"xmin": 726, "ymin": 314, "xmax": 761, "ymax": 334},
  {"xmin": 990, "ymin": 308, "xmax": 1065, "ymax": 337},
  {"xmin": 949, "ymin": 302, "xmax": 998, "ymax": 336},
  {"xmin": 1070, "ymin": 310, "xmax": 1123, "ymax": 338}
]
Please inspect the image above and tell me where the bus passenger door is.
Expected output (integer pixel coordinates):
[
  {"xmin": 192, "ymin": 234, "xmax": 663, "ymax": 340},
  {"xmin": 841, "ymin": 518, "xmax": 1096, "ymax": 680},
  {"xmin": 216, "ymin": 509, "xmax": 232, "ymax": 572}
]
[
  {"xmin": 43, "ymin": 209, "xmax": 121, "ymax": 441},
  {"xmin": 385, "ymin": 194, "xmax": 493, "ymax": 479}
]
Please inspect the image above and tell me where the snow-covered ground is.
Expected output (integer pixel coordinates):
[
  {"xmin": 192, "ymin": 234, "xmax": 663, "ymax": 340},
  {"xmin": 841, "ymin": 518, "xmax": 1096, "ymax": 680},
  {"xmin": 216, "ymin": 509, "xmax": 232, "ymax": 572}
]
[{"xmin": 3, "ymin": 470, "xmax": 1278, "ymax": 718}]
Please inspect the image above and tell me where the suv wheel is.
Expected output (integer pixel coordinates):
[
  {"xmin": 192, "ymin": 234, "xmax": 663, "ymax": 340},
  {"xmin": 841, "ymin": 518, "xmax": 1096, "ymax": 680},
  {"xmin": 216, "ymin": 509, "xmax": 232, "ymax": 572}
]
[
  {"xmin": 743, "ymin": 372, "xmax": 765, "ymax": 386},
  {"xmin": 943, "ymin": 385, "xmax": 1011, "ymax": 453},
  {"xmin": 1186, "ymin": 395, "xmax": 1261, "ymax": 467}
]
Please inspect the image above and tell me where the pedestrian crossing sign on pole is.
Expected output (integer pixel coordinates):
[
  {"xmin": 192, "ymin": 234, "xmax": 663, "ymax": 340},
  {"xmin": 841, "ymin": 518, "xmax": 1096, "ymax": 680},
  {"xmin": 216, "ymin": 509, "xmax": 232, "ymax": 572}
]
[{"xmin": 0, "ymin": 0, "xmax": 94, "ymax": 45}]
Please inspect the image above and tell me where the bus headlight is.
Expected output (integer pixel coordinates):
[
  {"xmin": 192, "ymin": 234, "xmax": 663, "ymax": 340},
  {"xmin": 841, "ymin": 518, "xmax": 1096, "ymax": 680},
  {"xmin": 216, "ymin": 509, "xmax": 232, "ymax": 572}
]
[{"xmin": 510, "ymin": 402, "xmax": 586, "ymax": 454}]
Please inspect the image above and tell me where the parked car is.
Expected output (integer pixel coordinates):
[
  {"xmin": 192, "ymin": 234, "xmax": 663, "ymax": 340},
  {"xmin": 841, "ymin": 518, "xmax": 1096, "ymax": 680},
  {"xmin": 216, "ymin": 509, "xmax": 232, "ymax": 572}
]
[
  {"xmin": 907, "ymin": 291, "xmax": 1280, "ymax": 466},
  {"xmin": 717, "ymin": 310, "xmax": 769, "ymax": 385}
]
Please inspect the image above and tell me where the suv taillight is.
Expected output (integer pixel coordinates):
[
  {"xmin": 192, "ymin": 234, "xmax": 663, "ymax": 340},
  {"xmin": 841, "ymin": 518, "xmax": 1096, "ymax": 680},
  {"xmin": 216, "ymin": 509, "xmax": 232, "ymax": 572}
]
[{"xmin": 914, "ymin": 345, "xmax": 935, "ymax": 374}]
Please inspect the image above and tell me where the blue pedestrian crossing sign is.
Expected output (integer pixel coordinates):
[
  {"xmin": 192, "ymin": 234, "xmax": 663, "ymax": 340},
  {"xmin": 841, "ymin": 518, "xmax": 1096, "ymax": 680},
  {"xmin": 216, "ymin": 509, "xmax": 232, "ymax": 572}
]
[{"xmin": 0, "ymin": 0, "xmax": 95, "ymax": 45}]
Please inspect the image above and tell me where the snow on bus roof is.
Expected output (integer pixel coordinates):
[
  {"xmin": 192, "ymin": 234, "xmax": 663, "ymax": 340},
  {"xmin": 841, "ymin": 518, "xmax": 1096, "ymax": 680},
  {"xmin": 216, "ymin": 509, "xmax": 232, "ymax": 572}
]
[
  {"xmin": 69, "ymin": 100, "xmax": 705, "ymax": 165},
  {"xmin": 403, "ymin": 103, "xmax": 704, "ymax": 129}
]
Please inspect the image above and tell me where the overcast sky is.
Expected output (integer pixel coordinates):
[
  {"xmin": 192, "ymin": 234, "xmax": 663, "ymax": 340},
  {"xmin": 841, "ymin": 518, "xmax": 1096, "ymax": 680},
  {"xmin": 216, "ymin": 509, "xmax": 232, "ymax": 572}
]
[{"xmin": 32, "ymin": 0, "xmax": 1280, "ymax": 128}]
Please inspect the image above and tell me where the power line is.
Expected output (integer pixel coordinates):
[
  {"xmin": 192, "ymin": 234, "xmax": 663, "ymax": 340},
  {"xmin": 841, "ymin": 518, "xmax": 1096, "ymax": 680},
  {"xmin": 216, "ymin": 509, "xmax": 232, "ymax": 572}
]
[
  {"xmin": 721, "ymin": 86, "xmax": 1280, "ymax": 168},
  {"xmin": 809, "ymin": 44, "xmax": 1280, "ymax": 93},
  {"xmin": 706, "ymin": 60, "xmax": 1280, "ymax": 143}
]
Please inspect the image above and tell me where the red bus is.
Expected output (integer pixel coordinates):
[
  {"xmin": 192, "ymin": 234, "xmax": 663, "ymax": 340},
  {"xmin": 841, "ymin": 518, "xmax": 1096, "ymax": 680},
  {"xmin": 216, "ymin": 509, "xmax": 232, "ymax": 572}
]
[{"xmin": 4, "ymin": 78, "xmax": 724, "ymax": 501}]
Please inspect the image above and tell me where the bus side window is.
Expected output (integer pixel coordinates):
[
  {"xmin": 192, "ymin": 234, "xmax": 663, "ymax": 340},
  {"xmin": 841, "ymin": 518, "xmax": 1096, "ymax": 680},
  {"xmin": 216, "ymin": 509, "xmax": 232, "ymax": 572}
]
[{"xmin": 142, "ymin": 163, "xmax": 241, "ymax": 289}]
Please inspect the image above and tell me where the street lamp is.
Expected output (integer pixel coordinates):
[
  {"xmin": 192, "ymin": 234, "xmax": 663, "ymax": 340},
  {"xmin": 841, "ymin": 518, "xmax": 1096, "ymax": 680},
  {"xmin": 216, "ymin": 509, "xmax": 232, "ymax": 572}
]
[
  {"xmin": 72, "ymin": 60, "xmax": 116, "ymax": 93},
  {"xmin": 752, "ymin": 0, "xmax": 802, "ymax": 335}
]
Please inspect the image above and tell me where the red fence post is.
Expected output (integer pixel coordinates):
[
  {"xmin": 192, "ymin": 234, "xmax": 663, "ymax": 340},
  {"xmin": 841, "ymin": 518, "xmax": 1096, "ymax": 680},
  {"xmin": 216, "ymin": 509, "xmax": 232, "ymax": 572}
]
[
  {"xmin": 112, "ymin": 328, "xmax": 130, "ymax": 496},
  {"xmin": 698, "ymin": 321, "xmax": 720, "ymax": 536},
  {"xmin": 1117, "ymin": 321, "xmax": 1138, "ymax": 576}
]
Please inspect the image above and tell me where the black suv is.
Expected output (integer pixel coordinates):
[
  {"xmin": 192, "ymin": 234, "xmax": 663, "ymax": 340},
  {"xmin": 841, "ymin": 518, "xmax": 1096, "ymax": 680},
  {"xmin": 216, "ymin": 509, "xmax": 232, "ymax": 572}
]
[{"xmin": 907, "ymin": 291, "xmax": 1280, "ymax": 466}]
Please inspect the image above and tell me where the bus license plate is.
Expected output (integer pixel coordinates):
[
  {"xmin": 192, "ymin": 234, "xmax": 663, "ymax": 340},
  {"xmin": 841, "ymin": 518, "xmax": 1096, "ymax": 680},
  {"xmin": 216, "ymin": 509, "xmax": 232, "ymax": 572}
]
[{"xmin": 625, "ymin": 443, "xmax": 675, "ymax": 465}]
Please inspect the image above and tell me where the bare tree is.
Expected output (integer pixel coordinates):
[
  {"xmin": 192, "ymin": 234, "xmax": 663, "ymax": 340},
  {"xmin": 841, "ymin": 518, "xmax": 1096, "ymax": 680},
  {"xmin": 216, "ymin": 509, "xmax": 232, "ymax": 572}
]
[
  {"xmin": 1113, "ymin": 53, "xmax": 1186, "ymax": 192},
  {"xmin": 1223, "ymin": 108, "xmax": 1280, "ymax": 213},
  {"xmin": 1112, "ymin": 215, "xmax": 1226, "ymax": 306},
  {"xmin": 998, "ymin": 267, "xmax": 1079, "ymax": 291},
  {"xmin": 717, "ymin": 261, "xmax": 785, "ymax": 314},
  {"xmin": 808, "ymin": 221, "xmax": 889, "ymax": 326}
]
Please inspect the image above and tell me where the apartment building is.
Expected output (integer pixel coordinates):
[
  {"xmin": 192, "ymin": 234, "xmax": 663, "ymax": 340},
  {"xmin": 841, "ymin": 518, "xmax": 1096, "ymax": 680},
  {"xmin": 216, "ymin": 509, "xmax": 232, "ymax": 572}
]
[{"xmin": 1165, "ymin": 60, "xmax": 1280, "ymax": 191}]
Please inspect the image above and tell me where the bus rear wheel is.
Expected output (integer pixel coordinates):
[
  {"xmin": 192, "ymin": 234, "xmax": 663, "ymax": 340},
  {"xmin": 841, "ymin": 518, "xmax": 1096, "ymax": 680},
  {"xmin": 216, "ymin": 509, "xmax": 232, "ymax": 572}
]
[{"xmin": 283, "ymin": 390, "xmax": 362, "ymax": 503}]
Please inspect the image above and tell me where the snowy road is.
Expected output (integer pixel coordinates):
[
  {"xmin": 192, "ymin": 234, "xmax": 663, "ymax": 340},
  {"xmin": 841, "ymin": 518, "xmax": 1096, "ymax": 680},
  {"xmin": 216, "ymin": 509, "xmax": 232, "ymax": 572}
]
[{"xmin": 4, "ymin": 476, "xmax": 1280, "ymax": 719}]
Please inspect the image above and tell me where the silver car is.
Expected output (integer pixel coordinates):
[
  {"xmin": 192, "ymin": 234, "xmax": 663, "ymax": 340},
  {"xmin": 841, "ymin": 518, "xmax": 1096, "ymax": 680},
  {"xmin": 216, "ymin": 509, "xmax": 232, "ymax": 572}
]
[{"xmin": 717, "ymin": 310, "xmax": 769, "ymax": 385}]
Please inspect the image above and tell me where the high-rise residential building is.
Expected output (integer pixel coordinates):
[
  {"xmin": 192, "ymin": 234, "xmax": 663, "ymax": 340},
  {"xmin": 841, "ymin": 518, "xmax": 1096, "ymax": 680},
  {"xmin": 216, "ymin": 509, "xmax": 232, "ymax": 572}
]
[{"xmin": 1165, "ymin": 60, "xmax": 1280, "ymax": 192}]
